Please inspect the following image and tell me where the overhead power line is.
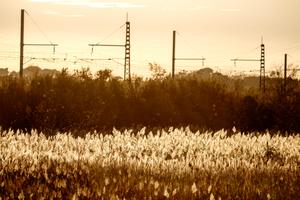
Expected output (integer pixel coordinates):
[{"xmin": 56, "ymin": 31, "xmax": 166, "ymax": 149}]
[
  {"xmin": 230, "ymin": 41, "xmax": 265, "ymax": 92},
  {"xmin": 172, "ymin": 30, "xmax": 206, "ymax": 78},
  {"xmin": 19, "ymin": 9, "xmax": 59, "ymax": 77},
  {"xmin": 89, "ymin": 15, "xmax": 131, "ymax": 81},
  {"xmin": 24, "ymin": 10, "xmax": 54, "ymax": 45},
  {"xmin": 95, "ymin": 23, "xmax": 126, "ymax": 45}
]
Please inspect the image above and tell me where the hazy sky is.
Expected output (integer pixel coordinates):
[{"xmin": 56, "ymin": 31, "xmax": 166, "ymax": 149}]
[{"xmin": 1, "ymin": 0, "xmax": 300, "ymax": 76}]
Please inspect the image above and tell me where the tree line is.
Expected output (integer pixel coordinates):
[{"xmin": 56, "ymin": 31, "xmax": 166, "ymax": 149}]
[{"xmin": 0, "ymin": 66, "xmax": 300, "ymax": 135}]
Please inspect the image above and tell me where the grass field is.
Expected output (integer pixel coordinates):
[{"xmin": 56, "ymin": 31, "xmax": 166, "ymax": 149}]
[{"xmin": 0, "ymin": 127, "xmax": 299, "ymax": 199}]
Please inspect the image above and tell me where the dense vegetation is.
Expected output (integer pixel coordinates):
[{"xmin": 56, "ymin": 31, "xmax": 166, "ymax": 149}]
[
  {"xmin": 1, "ymin": 128, "xmax": 299, "ymax": 199},
  {"xmin": 0, "ymin": 67, "xmax": 300, "ymax": 134}
]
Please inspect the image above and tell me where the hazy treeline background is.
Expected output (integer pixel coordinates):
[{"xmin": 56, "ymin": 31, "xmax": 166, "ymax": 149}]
[{"xmin": 0, "ymin": 66, "xmax": 300, "ymax": 135}]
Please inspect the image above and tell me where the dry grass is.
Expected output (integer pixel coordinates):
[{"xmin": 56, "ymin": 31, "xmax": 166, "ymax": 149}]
[{"xmin": 0, "ymin": 128, "xmax": 299, "ymax": 199}]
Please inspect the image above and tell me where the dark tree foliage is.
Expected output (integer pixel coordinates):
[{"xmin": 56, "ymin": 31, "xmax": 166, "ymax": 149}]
[{"xmin": 0, "ymin": 68, "xmax": 300, "ymax": 135}]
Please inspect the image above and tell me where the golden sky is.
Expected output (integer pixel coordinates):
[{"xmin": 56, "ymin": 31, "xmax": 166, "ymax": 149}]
[{"xmin": 1, "ymin": 0, "xmax": 300, "ymax": 76}]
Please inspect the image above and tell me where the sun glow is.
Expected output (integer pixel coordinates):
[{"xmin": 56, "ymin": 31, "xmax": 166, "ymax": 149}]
[{"xmin": 31, "ymin": 0, "xmax": 145, "ymax": 8}]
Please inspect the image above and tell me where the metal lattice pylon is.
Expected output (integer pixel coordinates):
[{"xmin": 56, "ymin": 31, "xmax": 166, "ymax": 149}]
[
  {"xmin": 260, "ymin": 43, "xmax": 265, "ymax": 92},
  {"xmin": 230, "ymin": 40, "xmax": 266, "ymax": 93},
  {"xmin": 124, "ymin": 21, "xmax": 131, "ymax": 80}
]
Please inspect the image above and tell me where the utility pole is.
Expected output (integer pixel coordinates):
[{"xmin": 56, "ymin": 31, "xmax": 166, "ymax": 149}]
[
  {"xmin": 172, "ymin": 30, "xmax": 176, "ymax": 78},
  {"xmin": 20, "ymin": 9, "xmax": 25, "ymax": 78},
  {"xmin": 19, "ymin": 9, "xmax": 58, "ymax": 78},
  {"xmin": 172, "ymin": 30, "xmax": 206, "ymax": 78},
  {"xmin": 284, "ymin": 53, "xmax": 287, "ymax": 90}
]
